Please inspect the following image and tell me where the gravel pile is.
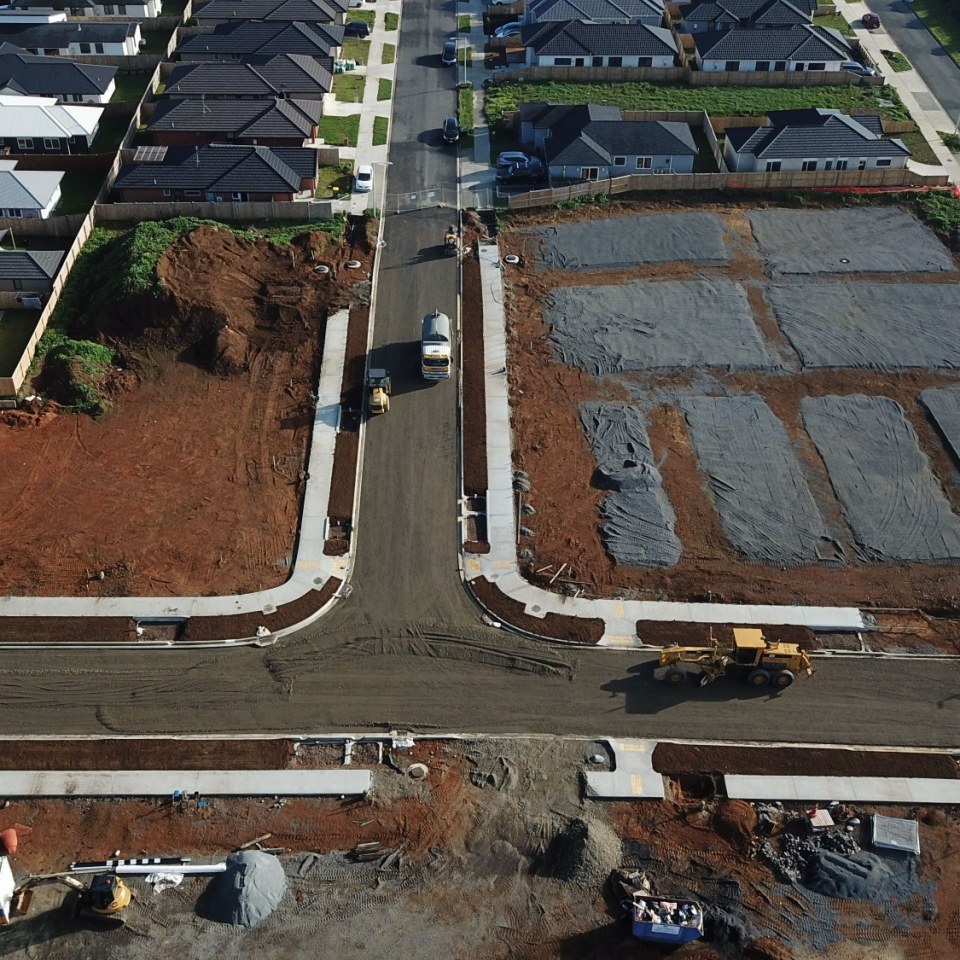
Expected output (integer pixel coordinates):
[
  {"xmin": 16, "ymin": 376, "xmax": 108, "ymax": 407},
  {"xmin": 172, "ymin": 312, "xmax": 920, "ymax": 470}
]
[
  {"xmin": 806, "ymin": 850, "xmax": 918, "ymax": 903},
  {"xmin": 539, "ymin": 817, "xmax": 622, "ymax": 887},
  {"xmin": 197, "ymin": 851, "xmax": 287, "ymax": 928}
]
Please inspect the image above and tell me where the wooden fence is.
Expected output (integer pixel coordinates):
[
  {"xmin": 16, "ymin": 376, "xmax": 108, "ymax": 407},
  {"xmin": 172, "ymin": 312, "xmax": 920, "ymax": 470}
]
[
  {"xmin": 95, "ymin": 200, "xmax": 336, "ymax": 221},
  {"xmin": 504, "ymin": 64, "xmax": 877, "ymax": 86},
  {"xmin": 506, "ymin": 167, "xmax": 949, "ymax": 209}
]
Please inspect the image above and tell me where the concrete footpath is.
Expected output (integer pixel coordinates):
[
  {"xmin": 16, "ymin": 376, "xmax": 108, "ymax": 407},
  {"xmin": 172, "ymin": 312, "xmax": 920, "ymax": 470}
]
[
  {"xmin": 0, "ymin": 311, "xmax": 353, "ymax": 629},
  {"xmin": 461, "ymin": 242, "xmax": 870, "ymax": 644}
]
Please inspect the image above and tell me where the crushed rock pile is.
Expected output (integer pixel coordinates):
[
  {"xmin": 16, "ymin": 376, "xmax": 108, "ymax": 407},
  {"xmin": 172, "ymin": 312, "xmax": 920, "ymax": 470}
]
[
  {"xmin": 806, "ymin": 850, "xmax": 918, "ymax": 903},
  {"xmin": 538, "ymin": 817, "xmax": 622, "ymax": 887},
  {"xmin": 196, "ymin": 851, "xmax": 287, "ymax": 928}
]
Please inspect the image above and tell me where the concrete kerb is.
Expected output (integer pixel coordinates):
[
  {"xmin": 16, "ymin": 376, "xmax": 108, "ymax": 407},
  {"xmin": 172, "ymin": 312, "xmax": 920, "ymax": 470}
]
[
  {"xmin": 0, "ymin": 308, "xmax": 355, "ymax": 644},
  {"xmin": 460, "ymin": 239, "xmax": 871, "ymax": 645}
]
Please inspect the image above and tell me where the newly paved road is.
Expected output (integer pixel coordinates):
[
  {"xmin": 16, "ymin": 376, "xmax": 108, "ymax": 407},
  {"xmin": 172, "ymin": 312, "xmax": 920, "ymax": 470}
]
[
  {"xmin": 867, "ymin": 0, "xmax": 960, "ymax": 116},
  {"xmin": 0, "ymin": 0, "xmax": 958, "ymax": 746}
]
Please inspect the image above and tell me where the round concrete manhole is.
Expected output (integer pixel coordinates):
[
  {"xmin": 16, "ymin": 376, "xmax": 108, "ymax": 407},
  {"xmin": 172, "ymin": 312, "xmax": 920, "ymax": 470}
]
[
  {"xmin": 313, "ymin": 577, "xmax": 323, "ymax": 585},
  {"xmin": 530, "ymin": 604, "xmax": 542, "ymax": 613},
  {"xmin": 503, "ymin": 254, "xmax": 520, "ymax": 265},
  {"xmin": 345, "ymin": 259, "xmax": 362, "ymax": 269},
  {"xmin": 314, "ymin": 264, "xmax": 330, "ymax": 275},
  {"xmin": 407, "ymin": 763, "xmax": 429, "ymax": 780}
]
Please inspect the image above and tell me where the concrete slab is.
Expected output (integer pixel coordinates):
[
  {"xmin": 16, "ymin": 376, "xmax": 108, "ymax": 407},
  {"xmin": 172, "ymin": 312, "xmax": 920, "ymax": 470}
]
[
  {"xmin": 725, "ymin": 774, "xmax": 960, "ymax": 804},
  {"xmin": 585, "ymin": 739, "xmax": 665, "ymax": 799},
  {"xmin": 0, "ymin": 769, "xmax": 372, "ymax": 797}
]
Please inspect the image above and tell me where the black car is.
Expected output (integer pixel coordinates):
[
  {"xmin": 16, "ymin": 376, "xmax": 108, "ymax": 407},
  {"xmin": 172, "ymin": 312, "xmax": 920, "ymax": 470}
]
[
  {"xmin": 344, "ymin": 20, "xmax": 371, "ymax": 37},
  {"xmin": 442, "ymin": 116, "xmax": 460, "ymax": 143},
  {"xmin": 496, "ymin": 157, "xmax": 545, "ymax": 183}
]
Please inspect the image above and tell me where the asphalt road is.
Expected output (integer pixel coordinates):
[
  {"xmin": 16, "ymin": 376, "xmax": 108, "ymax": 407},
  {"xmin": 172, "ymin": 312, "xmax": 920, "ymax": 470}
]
[
  {"xmin": 866, "ymin": 0, "xmax": 960, "ymax": 117},
  {"xmin": 0, "ymin": 1, "xmax": 958, "ymax": 746}
]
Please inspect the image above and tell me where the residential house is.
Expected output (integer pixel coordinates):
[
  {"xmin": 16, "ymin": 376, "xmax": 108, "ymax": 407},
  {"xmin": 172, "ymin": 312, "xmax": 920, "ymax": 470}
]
[
  {"xmin": 11, "ymin": 0, "xmax": 163, "ymax": 19},
  {"xmin": 694, "ymin": 24, "xmax": 852, "ymax": 71},
  {"xmin": 677, "ymin": 0, "xmax": 815, "ymax": 33},
  {"xmin": 112, "ymin": 143, "xmax": 317, "ymax": 201},
  {"xmin": 520, "ymin": 102, "xmax": 698, "ymax": 178},
  {"xmin": 0, "ymin": 43, "xmax": 116, "ymax": 102},
  {"xmin": 0, "ymin": 94, "xmax": 102, "ymax": 152},
  {"xmin": 175, "ymin": 20, "xmax": 343, "ymax": 61},
  {"xmin": 193, "ymin": 0, "xmax": 346, "ymax": 25},
  {"xmin": 520, "ymin": 20, "xmax": 678, "ymax": 67},
  {"xmin": 147, "ymin": 96, "xmax": 322, "ymax": 146},
  {"xmin": 523, "ymin": 0, "xmax": 666, "ymax": 27},
  {"xmin": 0, "ymin": 249, "xmax": 65, "ymax": 297},
  {"xmin": 724, "ymin": 108, "xmax": 910, "ymax": 171},
  {"xmin": 0, "ymin": 21, "xmax": 142, "ymax": 56},
  {"xmin": 164, "ymin": 54, "xmax": 332, "ymax": 99},
  {"xmin": 0, "ymin": 159, "xmax": 63, "ymax": 217}
]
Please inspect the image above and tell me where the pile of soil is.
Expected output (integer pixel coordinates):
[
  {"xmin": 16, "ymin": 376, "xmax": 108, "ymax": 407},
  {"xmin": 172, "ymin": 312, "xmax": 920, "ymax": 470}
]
[
  {"xmin": 712, "ymin": 799, "xmax": 757, "ymax": 853},
  {"xmin": 537, "ymin": 816, "xmax": 621, "ymax": 887}
]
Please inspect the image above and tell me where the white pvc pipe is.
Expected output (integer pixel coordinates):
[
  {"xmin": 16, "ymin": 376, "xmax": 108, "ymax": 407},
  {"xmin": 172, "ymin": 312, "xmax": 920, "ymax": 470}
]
[{"xmin": 115, "ymin": 863, "xmax": 227, "ymax": 876}]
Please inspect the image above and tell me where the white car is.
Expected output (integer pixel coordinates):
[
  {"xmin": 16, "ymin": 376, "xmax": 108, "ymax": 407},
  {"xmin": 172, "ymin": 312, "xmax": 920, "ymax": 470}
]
[
  {"xmin": 354, "ymin": 164, "xmax": 373, "ymax": 193},
  {"xmin": 494, "ymin": 22, "xmax": 522, "ymax": 38}
]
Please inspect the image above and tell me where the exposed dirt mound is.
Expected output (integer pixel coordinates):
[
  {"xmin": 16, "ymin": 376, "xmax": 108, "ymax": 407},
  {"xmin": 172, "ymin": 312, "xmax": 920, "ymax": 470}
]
[
  {"xmin": 537, "ymin": 816, "xmax": 621, "ymax": 887},
  {"xmin": 712, "ymin": 799, "xmax": 757, "ymax": 852}
]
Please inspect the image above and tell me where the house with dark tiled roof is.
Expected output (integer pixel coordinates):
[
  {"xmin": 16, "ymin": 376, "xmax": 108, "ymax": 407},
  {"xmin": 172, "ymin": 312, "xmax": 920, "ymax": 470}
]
[
  {"xmin": 677, "ymin": 0, "xmax": 815, "ymax": 33},
  {"xmin": 0, "ymin": 248, "xmax": 65, "ymax": 296},
  {"xmin": 524, "ymin": 0, "xmax": 666, "ymax": 27},
  {"xmin": 694, "ymin": 24, "xmax": 852, "ymax": 71},
  {"xmin": 11, "ymin": 0, "xmax": 162, "ymax": 19},
  {"xmin": 174, "ymin": 20, "xmax": 343, "ymax": 61},
  {"xmin": 724, "ymin": 108, "xmax": 910, "ymax": 171},
  {"xmin": 112, "ymin": 143, "xmax": 317, "ymax": 201},
  {"xmin": 520, "ymin": 19, "xmax": 678, "ymax": 67},
  {"xmin": 146, "ymin": 96, "xmax": 322, "ymax": 146},
  {"xmin": 0, "ymin": 159, "xmax": 63, "ymax": 218},
  {"xmin": 0, "ymin": 43, "xmax": 116, "ymax": 103},
  {"xmin": 520, "ymin": 102, "xmax": 698, "ymax": 178},
  {"xmin": 164, "ymin": 54, "xmax": 332, "ymax": 99},
  {"xmin": 0, "ymin": 21, "xmax": 142, "ymax": 56},
  {"xmin": 193, "ymin": 0, "xmax": 347, "ymax": 25}
]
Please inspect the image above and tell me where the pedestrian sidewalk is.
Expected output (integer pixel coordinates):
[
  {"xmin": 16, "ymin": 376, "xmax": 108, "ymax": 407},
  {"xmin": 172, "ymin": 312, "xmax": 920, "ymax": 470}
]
[
  {"xmin": 459, "ymin": 0, "xmax": 498, "ymax": 208},
  {"xmin": 836, "ymin": 0, "xmax": 960, "ymax": 182}
]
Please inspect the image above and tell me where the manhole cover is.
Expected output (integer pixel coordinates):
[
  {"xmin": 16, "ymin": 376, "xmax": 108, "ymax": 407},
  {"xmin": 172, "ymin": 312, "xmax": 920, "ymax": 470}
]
[
  {"xmin": 503, "ymin": 254, "xmax": 520, "ymax": 265},
  {"xmin": 531, "ymin": 604, "xmax": 542, "ymax": 613},
  {"xmin": 314, "ymin": 264, "xmax": 330, "ymax": 274},
  {"xmin": 345, "ymin": 259, "xmax": 362, "ymax": 269}
]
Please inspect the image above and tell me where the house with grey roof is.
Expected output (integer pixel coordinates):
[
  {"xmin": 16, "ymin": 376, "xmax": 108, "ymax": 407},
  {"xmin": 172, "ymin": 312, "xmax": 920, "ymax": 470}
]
[
  {"xmin": 193, "ymin": 0, "xmax": 346, "ymax": 25},
  {"xmin": 0, "ymin": 94, "xmax": 102, "ymax": 153},
  {"xmin": 0, "ymin": 43, "xmax": 116, "ymax": 103},
  {"xmin": 520, "ymin": 19, "xmax": 678, "ymax": 67},
  {"xmin": 524, "ymin": 0, "xmax": 666, "ymax": 27},
  {"xmin": 11, "ymin": 0, "xmax": 162, "ymax": 19},
  {"xmin": 0, "ymin": 21, "xmax": 142, "ymax": 56},
  {"xmin": 520, "ymin": 102, "xmax": 698, "ymax": 178},
  {"xmin": 113, "ymin": 143, "xmax": 317, "ymax": 201},
  {"xmin": 0, "ymin": 249, "xmax": 65, "ymax": 297},
  {"xmin": 164, "ymin": 54, "xmax": 332, "ymax": 99},
  {"xmin": 146, "ymin": 96, "xmax": 322, "ymax": 146},
  {"xmin": 677, "ymin": 0, "xmax": 814, "ymax": 33},
  {"xmin": 0, "ymin": 159, "xmax": 63, "ymax": 218},
  {"xmin": 724, "ymin": 108, "xmax": 910, "ymax": 171},
  {"xmin": 174, "ymin": 20, "xmax": 343, "ymax": 61},
  {"xmin": 694, "ymin": 24, "xmax": 852, "ymax": 71}
]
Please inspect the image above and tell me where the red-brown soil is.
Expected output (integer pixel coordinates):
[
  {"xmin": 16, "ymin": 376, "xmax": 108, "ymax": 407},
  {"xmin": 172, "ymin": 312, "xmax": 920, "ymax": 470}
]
[
  {"xmin": 462, "ymin": 249, "xmax": 487, "ymax": 498},
  {"xmin": 651, "ymin": 742, "xmax": 960, "ymax": 779},
  {"xmin": 0, "ymin": 223, "xmax": 371, "ymax": 599},
  {"xmin": 498, "ymin": 200, "xmax": 960, "ymax": 617}
]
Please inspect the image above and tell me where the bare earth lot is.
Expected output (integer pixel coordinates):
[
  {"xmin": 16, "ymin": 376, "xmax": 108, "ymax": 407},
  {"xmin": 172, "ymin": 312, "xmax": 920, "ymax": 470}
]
[
  {"xmin": 500, "ymin": 200, "xmax": 960, "ymax": 614},
  {"xmin": 0, "ymin": 225, "xmax": 371, "ymax": 598}
]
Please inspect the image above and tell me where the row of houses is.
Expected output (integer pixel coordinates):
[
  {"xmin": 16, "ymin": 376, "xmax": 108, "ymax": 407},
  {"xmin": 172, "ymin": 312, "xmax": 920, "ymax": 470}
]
[{"xmin": 515, "ymin": 102, "xmax": 910, "ymax": 181}]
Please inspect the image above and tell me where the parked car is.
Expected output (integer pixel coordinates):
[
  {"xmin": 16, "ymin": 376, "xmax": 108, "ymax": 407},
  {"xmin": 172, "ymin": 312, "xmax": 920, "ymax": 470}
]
[
  {"xmin": 496, "ymin": 157, "xmax": 545, "ymax": 183},
  {"xmin": 354, "ymin": 163, "xmax": 373, "ymax": 193},
  {"xmin": 495, "ymin": 150, "xmax": 530, "ymax": 169},
  {"xmin": 861, "ymin": 12, "xmax": 881, "ymax": 29},
  {"xmin": 348, "ymin": 0, "xmax": 363, "ymax": 7},
  {"xmin": 344, "ymin": 20, "xmax": 371, "ymax": 37},
  {"xmin": 442, "ymin": 116, "xmax": 461, "ymax": 143},
  {"xmin": 442, "ymin": 37, "xmax": 458, "ymax": 65},
  {"xmin": 494, "ymin": 22, "xmax": 522, "ymax": 38},
  {"xmin": 841, "ymin": 60, "xmax": 875, "ymax": 76}
]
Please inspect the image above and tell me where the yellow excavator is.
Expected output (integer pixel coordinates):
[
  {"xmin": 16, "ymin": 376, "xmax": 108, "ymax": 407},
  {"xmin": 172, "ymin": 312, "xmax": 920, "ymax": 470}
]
[
  {"xmin": 10, "ymin": 872, "xmax": 131, "ymax": 925},
  {"xmin": 659, "ymin": 627, "xmax": 813, "ymax": 690}
]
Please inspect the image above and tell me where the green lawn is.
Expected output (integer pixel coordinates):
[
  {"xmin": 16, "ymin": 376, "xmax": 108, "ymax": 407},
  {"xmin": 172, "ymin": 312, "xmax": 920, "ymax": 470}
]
[
  {"xmin": 458, "ymin": 86, "xmax": 475, "ymax": 134},
  {"xmin": 318, "ymin": 114, "xmax": 361, "ymax": 147},
  {"xmin": 342, "ymin": 38, "xmax": 371, "ymax": 63},
  {"xmin": 813, "ymin": 12, "xmax": 855, "ymax": 36},
  {"xmin": 347, "ymin": 9, "xmax": 375, "ymax": 24},
  {"xmin": 377, "ymin": 78, "xmax": 393, "ymax": 101},
  {"xmin": 382, "ymin": 42, "xmax": 396, "ymax": 64},
  {"xmin": 384, "ymin": 12, "xmax": 399, "ymax": 30},
  {"xmin": 111, "ymin": 72, "xmax": 151, "ymax": 102},
  {"xmin": 315, "ymin": 162, "xmax": 354, "ymax": 198},
  {"xmin": 92, "ymin": 110, "xmax": 135, "ymax": 153},
  {"xmin": 56, "ymin": 171, "xmax": 106, "ymax": 215},
  {"xmin": 899, "ymin": 128, "xmax": 941, "ymax": 165},
  {"xmin": 140, "ymin": 30, "xmax": 172, "ymax": 55},
  {"xmin": 484, "ymin": 80, "xmax": 912, "ymax": 131},
  {"xmin": 911, "ymin": 0, "xmax": 960, "ymax": 67},
  {"xmin": 0, "ymin": 311, "xmax": 38, "ymax": 377},
  {"xmin": 373, "ymin": 116, "xmax": 389, "ymax": 146},
  {"xmin": 332, "ymin": 72, "xmax": 366, "ymax": 102},
  {"xmin": 882, "ymin": 49, "xmax": 912, "ymax": 72},
  {"xmin": 458, "ymin": 14, "xmax": 471, "ymax": 32},
  {"xmin": 458, "ymin": 45, "xmax": 472, "ymax": 67}
]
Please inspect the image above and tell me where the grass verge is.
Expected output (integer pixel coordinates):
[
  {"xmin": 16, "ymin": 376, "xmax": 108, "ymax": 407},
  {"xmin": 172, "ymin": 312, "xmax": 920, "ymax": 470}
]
[
  {"xmin": 318, "ymin": 113, "xmax": 361, "ymax": 147},
  {"xmin": 341, "ymin": 38, "xmax": 371, "ymax": 63},
  {"xmin": 458, "ymin": 14, "xmax": 471, "ymax": 31},
  {"xmin": 882, "ymin": 49, "xmax": 912, "ymax": 72},
  {"xmin": 898, "ymin": 128, "xmax": 941, "ymax": 165},
  {"xmin": 373, "ymin": 116, "xmax": 389, "ymax": 146},
  {"xmin": 377, "ymin": 78, "xmax": 393, "ymax": 101},
  {"xmin": 332, "ymin": 72, "xmax": 366, "ymax": 102},
  {"xmin": 346, "ymin": 9, "xmax": 375, "ymax": 24},
  {"xmin": 940, "ymin": 130, "xmax": 960, "ymax": 151},
  {"xmin": 384, "ymin": 12, "xmax": 399, "ymax": 30},
  {"xmin": 382, "ymin": 42, "xmax": 396, "ymax": 64},
  {"xmin": 458, "ymin": 45, "xmax": 472, "ymax": 67},
  {"xmin": 458, "ymin": 86, "xmax": 475, "ymax": 134},
  {"xmin": 910, "ymin": 0, "xmax": 960, "ymax": 68}
]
